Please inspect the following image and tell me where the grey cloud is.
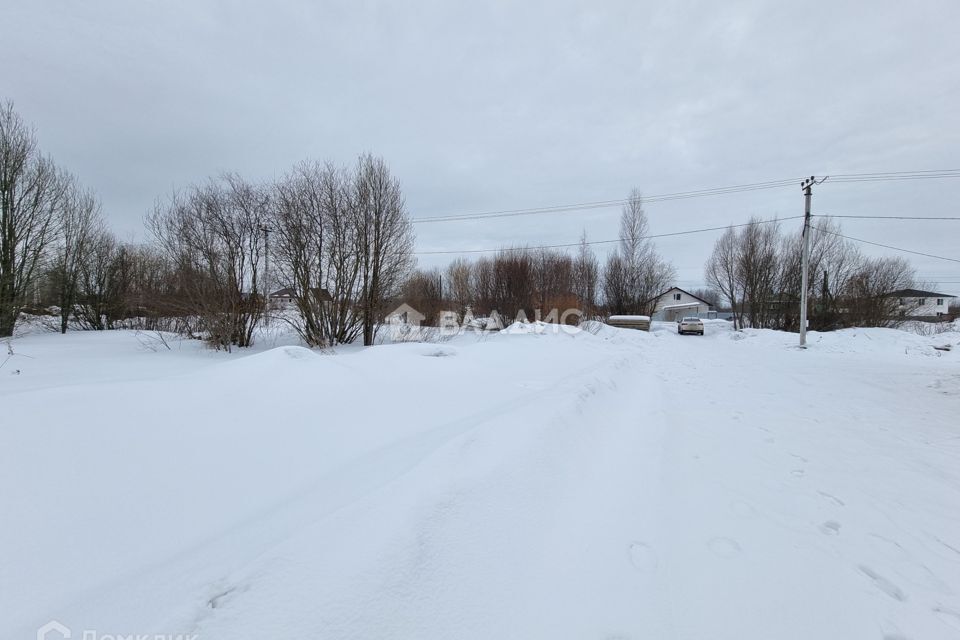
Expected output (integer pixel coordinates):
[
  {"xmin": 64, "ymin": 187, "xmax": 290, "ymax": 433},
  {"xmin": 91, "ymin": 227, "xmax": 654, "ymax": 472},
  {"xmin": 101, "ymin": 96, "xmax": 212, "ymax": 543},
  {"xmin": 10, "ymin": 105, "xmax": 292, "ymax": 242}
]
[{"xmin": 4, "ymin": 0, "xmax": 959, "ymax": 290}]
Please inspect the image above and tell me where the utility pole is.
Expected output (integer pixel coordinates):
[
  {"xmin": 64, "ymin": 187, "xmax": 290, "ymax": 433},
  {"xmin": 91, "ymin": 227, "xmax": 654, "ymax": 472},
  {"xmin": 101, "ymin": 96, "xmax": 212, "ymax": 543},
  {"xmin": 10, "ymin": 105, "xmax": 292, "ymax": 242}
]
[
  {"xmin": 799, "ymin": 176, "xmax": 815, "ymax": 347},
  {"xmin": 261, "ymin": 225, "xmax": 271, "ymax": 326}
]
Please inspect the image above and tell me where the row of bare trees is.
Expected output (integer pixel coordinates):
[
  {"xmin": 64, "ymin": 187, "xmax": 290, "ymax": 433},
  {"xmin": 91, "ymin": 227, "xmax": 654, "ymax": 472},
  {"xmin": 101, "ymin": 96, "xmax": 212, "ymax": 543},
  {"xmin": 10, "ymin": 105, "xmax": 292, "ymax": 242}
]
[
  {"xmin": 147, "ymin": 155, "xmax": 414, "ymax": 349},
  {"xmin": 3, "ymin": 101, "xmax": 415, "ymax": 348},
  {"xmin": 269, "ymin": 157, "xmax": 414, "ymax": 347},
  {"xmin": 402, "ymin": 245, "xmax": 592, "ymax": 326},
  {"xmin": 401, "ymin": 191, "xmax": 674, "ymax": 324},
  {"xmin": 0, "ymin": 101, "xmax": 121, "ymax": 337},
  {"xmin": 147, "ymin": 175, "xmax": 269, "ymax": 349},
  {"xmin": 705, "ymin": 217, "xmax": 916, "ymax": 329}
]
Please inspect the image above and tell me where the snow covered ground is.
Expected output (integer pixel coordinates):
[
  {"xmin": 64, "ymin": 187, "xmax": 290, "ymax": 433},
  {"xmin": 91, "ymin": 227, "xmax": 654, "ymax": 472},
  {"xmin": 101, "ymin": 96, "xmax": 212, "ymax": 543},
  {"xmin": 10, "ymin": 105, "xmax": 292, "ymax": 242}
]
[{"xmin": 2, "ymin": 320, "xmax": 960, "ymax": 639}]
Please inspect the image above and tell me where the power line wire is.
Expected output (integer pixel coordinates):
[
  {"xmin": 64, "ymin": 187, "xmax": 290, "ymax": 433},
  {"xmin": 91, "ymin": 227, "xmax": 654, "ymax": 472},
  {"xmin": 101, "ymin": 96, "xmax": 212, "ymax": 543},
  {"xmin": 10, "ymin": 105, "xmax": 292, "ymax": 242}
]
[
  {"xmin": 810, "ymin": 226, "xmax": 960, "ymax": 264},
  {"xmin": 412, "ymin": 178, "xmax": 801, "ymax": 223},
  {"xmin": 816, "ymin": 215, "xmax": 960, "ymax": 220},
  {"xmin": 411, "ymin": 169, "xmax": 960, "ymax": 224},
  {"xmin": 827, "ymin": 169, "xmax": 960, "ymax": 183},
  {"xmin": 828, "ymin": 169, "xmax": 959, "ymax": 177},
  {"xmin": 415, "ymin": 216, "xmax": 802, "ymax": 256}
]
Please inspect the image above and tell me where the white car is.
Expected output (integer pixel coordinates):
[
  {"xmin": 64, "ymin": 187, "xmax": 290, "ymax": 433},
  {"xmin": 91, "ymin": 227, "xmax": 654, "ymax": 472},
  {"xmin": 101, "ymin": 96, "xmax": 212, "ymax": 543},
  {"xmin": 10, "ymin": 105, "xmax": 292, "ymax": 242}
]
[{"xmin": 678, "ymin": 316, "xmax": 704, "ymax": 335}]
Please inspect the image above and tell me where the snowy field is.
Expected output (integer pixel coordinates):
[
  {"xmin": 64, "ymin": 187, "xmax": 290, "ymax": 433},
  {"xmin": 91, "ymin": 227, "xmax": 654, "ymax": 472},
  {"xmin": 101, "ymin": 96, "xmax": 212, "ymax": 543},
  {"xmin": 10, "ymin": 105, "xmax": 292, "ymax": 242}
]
[{"xmin": 2, "ymin": 320, "xmax": 960, "ymax": 640}]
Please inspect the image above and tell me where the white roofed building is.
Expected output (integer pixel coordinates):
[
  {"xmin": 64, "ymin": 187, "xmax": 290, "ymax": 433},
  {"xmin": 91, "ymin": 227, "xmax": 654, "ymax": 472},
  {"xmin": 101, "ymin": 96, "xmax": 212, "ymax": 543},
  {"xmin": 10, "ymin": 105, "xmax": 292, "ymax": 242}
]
[{"xmin": 649, "ymin": 287, "xmax": 712, "ymax": 322}]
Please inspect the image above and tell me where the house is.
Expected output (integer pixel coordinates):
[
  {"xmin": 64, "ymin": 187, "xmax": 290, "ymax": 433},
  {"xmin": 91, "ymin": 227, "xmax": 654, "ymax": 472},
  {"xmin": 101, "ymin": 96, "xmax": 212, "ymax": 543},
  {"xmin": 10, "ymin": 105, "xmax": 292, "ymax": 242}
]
[
  {"xmin": 884, "ymin": 289, "xmax": 956, "ymax": 319},
  {"xmin": 268, "ymin": 287, "xmax": 298, "ymax": 311},
  {"xmin": 268, "ymin": 287, "xmax": 333, "ymax": 311},
  {"xmin": 649, "ymin": 287, "xmax": 712, "ymax": 322}
]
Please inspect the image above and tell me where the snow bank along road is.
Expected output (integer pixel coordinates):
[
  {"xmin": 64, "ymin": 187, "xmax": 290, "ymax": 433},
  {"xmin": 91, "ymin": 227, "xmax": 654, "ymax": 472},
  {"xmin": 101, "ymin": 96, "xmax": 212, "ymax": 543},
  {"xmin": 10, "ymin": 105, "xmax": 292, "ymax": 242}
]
[{"xmin": 2, "ymin": 322, "xmax": 960, "ymax": 639}]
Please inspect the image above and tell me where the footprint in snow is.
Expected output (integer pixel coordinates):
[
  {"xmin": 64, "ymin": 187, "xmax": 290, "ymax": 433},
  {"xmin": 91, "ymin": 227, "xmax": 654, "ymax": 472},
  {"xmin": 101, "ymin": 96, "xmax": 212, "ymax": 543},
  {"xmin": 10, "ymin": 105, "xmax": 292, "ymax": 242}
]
[
  {"xmin": 858, "ymin": 565, "xmax": 907, "ymax": 602},
  {"xmin": 818, "ymin": 490, "xmax": 845, "ymax": 507},
  {"xmin": 629, "ymin": 542, "xmax": 658, "ymax": 572},
  {"xmin": 708, "ymin": 537, "xmax": 742, "ymax": 558},
  {"xmin": 866, "ymin": 534, "xmax": 952, "ymax": 594},
  {"xmin": 819, "ymin": 520, "xmax": 841, "ymax": 536},
  {"xmin": 791, "ymin": 469, "xmax": 805, "ymax": 478},
  {"xmin": 208, "ymin": 586, "xmax": 240, "ymax": 609},
  {"xmin": 934, "ymin": 607, "xmax": 960, "ymax": 631},
  {"xmin": 866, "ymin": 533, "xmax": 908, "ymax": 560}
]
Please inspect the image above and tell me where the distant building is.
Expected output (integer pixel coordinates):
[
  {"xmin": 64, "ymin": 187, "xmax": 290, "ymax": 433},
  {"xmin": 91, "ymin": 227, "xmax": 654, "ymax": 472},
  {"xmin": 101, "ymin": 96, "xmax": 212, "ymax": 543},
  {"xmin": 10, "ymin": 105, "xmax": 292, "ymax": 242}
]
[
  {"xmin": 268, "ymin": 287, "xmax": 332, "ymax": 311},
  {"xmin": 385, "ymin": 303, "xmax": 426, "ymax": 326},
  {"xmin": 649, "ymin": 287, "xmax": 712, "ymax": 322},
  {"xmin": 269, "ymin": 287, "xmax": 298, "ymax": 311},
  {"xmin": 884, "ymin": 289, "xmax": 956, "ymax": 319}
]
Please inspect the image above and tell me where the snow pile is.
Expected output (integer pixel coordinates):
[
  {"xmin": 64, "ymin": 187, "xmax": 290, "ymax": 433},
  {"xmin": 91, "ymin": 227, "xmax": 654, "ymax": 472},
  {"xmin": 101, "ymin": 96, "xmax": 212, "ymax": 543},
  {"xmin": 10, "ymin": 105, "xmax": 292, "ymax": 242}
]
[
  {"xmin": 500, "ymin": 320, "xmax": 580, "ymax": 336},
  {"xmin": 724, "ymin": 325, "xmax": 960, "ymax": 359}
]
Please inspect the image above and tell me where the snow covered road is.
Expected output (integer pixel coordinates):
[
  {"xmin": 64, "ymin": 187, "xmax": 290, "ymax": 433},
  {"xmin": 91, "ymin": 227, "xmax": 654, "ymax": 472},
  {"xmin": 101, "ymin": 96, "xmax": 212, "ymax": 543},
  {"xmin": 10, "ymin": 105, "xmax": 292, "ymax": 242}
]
[{"xmin": 2, "ymin": 322, "xmax": 959, "ymax": 639}]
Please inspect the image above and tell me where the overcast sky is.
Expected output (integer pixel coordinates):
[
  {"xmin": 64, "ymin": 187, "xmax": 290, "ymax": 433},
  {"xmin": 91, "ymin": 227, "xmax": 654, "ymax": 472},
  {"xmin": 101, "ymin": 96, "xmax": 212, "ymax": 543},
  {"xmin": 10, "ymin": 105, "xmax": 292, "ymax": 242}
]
[{"xmin": 5, "ymin": 0, "xmax": 960, "ymax": 291}]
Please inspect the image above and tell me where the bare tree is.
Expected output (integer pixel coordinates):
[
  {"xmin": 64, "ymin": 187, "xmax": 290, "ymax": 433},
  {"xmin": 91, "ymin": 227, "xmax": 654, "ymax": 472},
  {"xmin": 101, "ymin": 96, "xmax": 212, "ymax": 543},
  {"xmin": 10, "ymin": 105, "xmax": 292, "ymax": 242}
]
[
  {"xmin": 51, "ymin": 180, "xmax": 101, "ymax": 333},
  {"xmin": 438, "ymin": 248, "xmax": 582, "ymax": 325},
  {"xmin": 775, "ymin": 218, "xmax": 861, "ymax": 331},
  {"xmin": 74, "ymin": 227, "xmax": 119, "ymax": 330},
  {"xmin": 353, "ymin": 154, "xmax": 414, "ymax": 345},
  {"xmin": 689, "ymin": 287, "xmax": 720, "ymax": 309},
  {"xmin": 736, "ymin": 218, "xmax": 781, "ymax": 328},
  {"xmin": 0, "ymin": 101, "xmax": 69, "ymax": 336},
  {"xmin": 323, "ymin": 169, "xmax": 365, "ymax": 345},
  {"xmin": 842, "ymin": 256, "xmax": 915, "ymax": 327},
  {"xmin": 636, "ymin": 254, "xmax": 675, "ymax": 316},
  {"xmin": 706, "ymin": 216, "xmax": 900, "ymax": 331},
  {"xmin": 272, "ymin": 161, "xmax": 362, "ymax": 347},
  {"xmin": 148, "ymin": 175, "xmax": 268, "ymax": 350},
  {"xmin": 472, "ymin": 255, "xmax": 496, "ymax": 316},
  {"xmin": 492, "ymin": 248, "xmax": 538, "ymax": 322},
  {"xmin": 122, "ymin": 244, "xmax": 187, "ymax": 332},
  {"xmin": 601, "ymin": 252, "xmax": 631, "ymax": 315},
  {"xmin": 445, "ymin": 257, "xmax": 473, "ymax": 318},
  {"xmin": 401, "ymin": 268, "xmax": 443, "ymax": 325},
  {"xmin": 603, "ymin": 190, "xmax": 675, "ymax": 315},
  {"xmin": 705, "ymin": 226, "xmax": 743, "ymax": 327},
  {"xmin": 572, "ymin": 230, "xmax": 599, "ymax": 317},
  {"xmin": 532, "ymin": 248, "xmax": 574, "ymax": 314}
]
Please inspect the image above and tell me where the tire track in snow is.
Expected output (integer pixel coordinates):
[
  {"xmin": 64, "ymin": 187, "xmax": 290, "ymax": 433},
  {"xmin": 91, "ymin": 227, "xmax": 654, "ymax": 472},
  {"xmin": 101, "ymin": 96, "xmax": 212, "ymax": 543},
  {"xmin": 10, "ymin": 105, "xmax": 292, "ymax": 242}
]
[
  {"xmin": 37, "ymin": 344, "xmax": 626, "ymax": 639},
  {"xmin": 189, "ymin": 340, "xmax": 678, "ymax": 639}
]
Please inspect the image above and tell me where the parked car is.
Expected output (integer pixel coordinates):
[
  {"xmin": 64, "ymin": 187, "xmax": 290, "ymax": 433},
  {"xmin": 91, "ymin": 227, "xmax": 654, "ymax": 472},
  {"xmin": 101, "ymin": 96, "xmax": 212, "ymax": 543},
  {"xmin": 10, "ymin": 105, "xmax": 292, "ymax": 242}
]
[{"xmin": 678, "ymin": 316, "xmax": 704, "ymax": 335}]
